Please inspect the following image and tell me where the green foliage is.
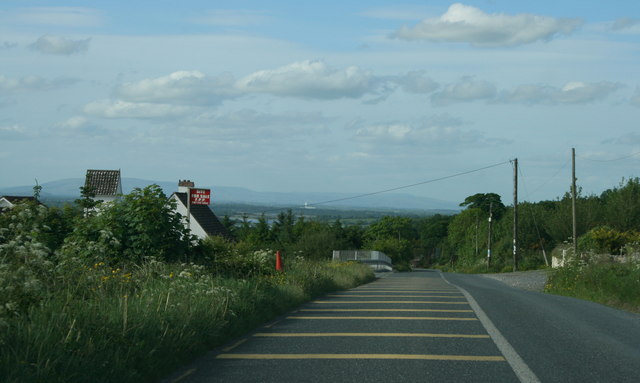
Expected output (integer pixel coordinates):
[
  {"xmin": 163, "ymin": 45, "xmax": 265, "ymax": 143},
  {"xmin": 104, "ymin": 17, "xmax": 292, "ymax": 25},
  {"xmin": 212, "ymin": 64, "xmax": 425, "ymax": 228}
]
[
  {"xmin": 0, "ymin": 257, "xmax": 373, "ymax": 383},
  {"xmin": 75, "ymin": 185, "xmax": 101, "ymax": 214},
  {"xmin": 0, "ymin": 203, "xmax": 59, "ymax": 319},
  {"xmin": 366, "ymin": 237, "xmax": 413, "ymax": 264},
  {"xmin": 599, "ymin": 177, "xmax": 640, "ymax": 231},
  {"xmin": 460, "ymin": 193, "xmax": 506, "ymax": 219},
  {"xmin": 363, "ymin": 216, "xmax": 415, "ymax": 243},
  {"xmin": 59, "ymin": 185, "xmax": 193, "ymax": 264},
  {"xmin": 578, "ymin": 226, "xmax": 640, "ymax": 255},
  {"xmin": 546, "ymin": 260, "xmax": 640, "ymax": 312}
]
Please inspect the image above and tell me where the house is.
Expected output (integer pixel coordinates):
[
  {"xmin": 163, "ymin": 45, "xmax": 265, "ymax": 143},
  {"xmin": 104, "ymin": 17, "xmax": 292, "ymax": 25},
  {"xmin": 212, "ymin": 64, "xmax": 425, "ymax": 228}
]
[
  {"xmin": 84, "ymin": 169, "xmax": 122, "ymax": 204},
  {"xmin": 170, "ymin": 180, "xmax": 232, "ymax": 240},
  {"xmin": 0, "ymin": 196, "xmax": 40, "ymax": 213}
]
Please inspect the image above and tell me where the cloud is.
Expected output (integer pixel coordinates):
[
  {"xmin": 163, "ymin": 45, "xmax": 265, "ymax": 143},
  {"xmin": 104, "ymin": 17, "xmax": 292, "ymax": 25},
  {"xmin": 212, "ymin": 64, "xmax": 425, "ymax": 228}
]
[
  {"xmin": 179, "ymin": 109, "xmax": 329, "ymax": 140},
  {"xmin": 1, "ymin": 42, "xmax": 17, "ymax": 50},
  {"xmin": 190, "ymin": 10, "xmax": 269, "ymax": 26},
  {"xmin": 236, "ymin": 60, "xmax": 376, "ymax": 99},
  {"xmin": 611, "ymin": 18, "xmax": 640, "ymax": 32},
  {"xmin": 602, "ymin": 132, "xmax": 640, "ymax": 145},
  {"xmin": 14, "ymin": 7, "xmax": 104, "ymax": 27},
  {"xmin": 353, "ymin": 115, "xmax": 490, "ymax": 149},
  {"xmin": 431, "ymin": 76, "xmax": 496, "ymax": 105},
  {"xmin": 56, "ymin": 116, "xmax": 89, "ymax": 129},
  {"xmin": 114, "ymin": 71, "xmax": 239, "ymax": 106},
  {"xmin": 395, "ymin": 71, "xmax": 439, "ymax": 94},
  {"xmin": 54, "ymin": 115, "xmax": 110, "ymax": 137},
  {"xmin": 84, "ymin": 100, "xmax": 193, "ymax": 119},
  {"xmin": 0, "ymin": 74, "xmax": 79, "ymax": 92},
  {"xmin": 30, "ymin": 35, "xmax": 91, "ymax": 55},
  {"xmin": 500, "ymin": 81, "xmax": 622, "ymax": 104},
  {"xmin": 114, "ymin": 62, "xmax": 380, "ymax": 105},
  {"xmin": 0, "ymin": 124, "xmax": 32, "ymax": 140},
  {"xmin": 392, "ymin": 3, "xmax": 582, "ymax": 47}
]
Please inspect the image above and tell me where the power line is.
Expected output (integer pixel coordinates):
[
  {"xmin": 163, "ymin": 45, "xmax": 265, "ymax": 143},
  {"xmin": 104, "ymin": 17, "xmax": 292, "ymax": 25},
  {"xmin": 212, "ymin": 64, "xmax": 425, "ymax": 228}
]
[
  {"xmin": 258, "ymin": 160, "xmax": 511, "ymax": 214},
  {"xmin": 576, "ymin": 150, "xmax": 640, "ymax": 162},
  {"xmin": 525, "ymin": 157, "xmax": 570, "ymax": 199}
]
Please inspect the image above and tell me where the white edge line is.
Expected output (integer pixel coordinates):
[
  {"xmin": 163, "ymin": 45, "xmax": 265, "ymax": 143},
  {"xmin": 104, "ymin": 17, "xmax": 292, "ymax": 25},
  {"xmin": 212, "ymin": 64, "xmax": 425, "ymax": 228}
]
[{"xmin": 439, "ymin": 271, "xmax": 541, "ymax": 383}]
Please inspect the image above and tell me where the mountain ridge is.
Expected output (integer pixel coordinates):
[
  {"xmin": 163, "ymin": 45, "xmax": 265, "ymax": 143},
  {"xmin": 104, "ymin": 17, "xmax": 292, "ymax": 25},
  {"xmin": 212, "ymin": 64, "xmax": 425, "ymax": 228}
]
[{"xmin": 0, "ymin": 178, "xmax": 460, "ymax": 211}]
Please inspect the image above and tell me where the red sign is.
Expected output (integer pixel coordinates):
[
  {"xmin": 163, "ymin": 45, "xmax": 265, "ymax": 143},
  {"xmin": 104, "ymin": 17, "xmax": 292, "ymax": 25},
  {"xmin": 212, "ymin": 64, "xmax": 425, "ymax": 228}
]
[{"xmin": 189, "ymin": 188, "xmax": 211, "ymax": 205}]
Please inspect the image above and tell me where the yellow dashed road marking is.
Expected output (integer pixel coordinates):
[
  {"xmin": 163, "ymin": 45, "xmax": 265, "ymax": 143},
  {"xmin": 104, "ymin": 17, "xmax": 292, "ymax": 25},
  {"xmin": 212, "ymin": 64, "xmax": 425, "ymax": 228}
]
[
  {"xmin": 216, "ymin": 353, "xmax": 505, "ymax": 362},
  {"xmin": 253, "ymin": 332, "xmax": 489, "ymax": 339},
  {"xmin": 300, "ymin": 308, "xmax": 473, "ymax": 313},
  {"xmin": 347, "ymin": 288, "xmax": 460, "ymax": 294},
  {"xmin": 312, "ymin": 300, "xmax": 469, "ymax": 305},
  {"xmin": 287, "ymin": 316, "xmax": 477, "ymax": 321},
  {"xmin": 328, "ymin": 294, "xmax": 465, "ymax": 298}
]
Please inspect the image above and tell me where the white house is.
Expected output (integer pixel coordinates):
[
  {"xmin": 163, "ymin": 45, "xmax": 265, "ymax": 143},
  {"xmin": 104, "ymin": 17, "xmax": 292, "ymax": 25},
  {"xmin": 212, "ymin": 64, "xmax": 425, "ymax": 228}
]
[
  {"xmin": 84, "ymin": 169, "xmax": 122, "ymax": 204},
  {"xmin": 170, "ymin": 180, "xmax": 231, "ymax": 240}
]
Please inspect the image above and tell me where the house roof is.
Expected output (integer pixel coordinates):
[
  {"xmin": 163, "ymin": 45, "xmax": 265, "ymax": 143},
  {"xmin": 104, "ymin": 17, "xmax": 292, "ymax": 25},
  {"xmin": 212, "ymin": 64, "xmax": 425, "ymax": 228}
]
[
  {"xmin": 174, "ymin": 192, "xmax": 232, "ymax": 240},
  {"xmin": 0, "ymin": 196, "xmax": 42, "ymax": 213},
  {"xmin": 1, "ymin": 196, "xmax": 38, "ymax": 204},
  {"xmin": 85, "ymin": 169, "xmax": 121, "ymax": 196}
]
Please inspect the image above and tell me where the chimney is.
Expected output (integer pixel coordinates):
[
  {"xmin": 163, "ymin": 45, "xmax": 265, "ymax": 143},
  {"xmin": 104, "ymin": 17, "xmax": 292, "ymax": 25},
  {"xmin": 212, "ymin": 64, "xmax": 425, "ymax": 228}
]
[{"xmin": 178, "ymin": 179, "xmax": 194, "ymax": 193}]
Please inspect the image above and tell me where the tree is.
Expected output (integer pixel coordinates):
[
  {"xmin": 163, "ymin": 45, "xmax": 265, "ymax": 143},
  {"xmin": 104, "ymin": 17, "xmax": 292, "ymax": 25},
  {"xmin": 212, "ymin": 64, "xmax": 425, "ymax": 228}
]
[
  {"xmin": 416, "ymin": 214, "xmax": 453, "ymax": 264},
  {"xmin": 364, "ymin": 216, "xmax": 415, "ymax": 243},
  {"xmin": 601, "ymin": 178, "xmax": 640, "ymax": 231},
  {"xmin": 460, "ymin": 193, "xmax": 506, "ymax": 220},
  {"xmin": 220, "ymin": 215, "xmax": 237, "ymax": 238},
  {"xmin": 272, "ymin": 209, "xmax": 295, "ymax": 246},
  {"xmin": 75, "ymin": 186, "xmax": 101, "ymax": 216},
  {"xmin": 60, "ymin": 185, "xmax": 194, "ymax": 264}
]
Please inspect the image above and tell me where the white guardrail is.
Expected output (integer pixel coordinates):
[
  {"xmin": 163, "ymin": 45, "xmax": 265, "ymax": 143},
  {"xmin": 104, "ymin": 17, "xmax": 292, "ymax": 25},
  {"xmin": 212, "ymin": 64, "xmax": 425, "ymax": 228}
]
[{"xmin": 332, "ymin": 250, "xmax": 393, "ymax": 272}]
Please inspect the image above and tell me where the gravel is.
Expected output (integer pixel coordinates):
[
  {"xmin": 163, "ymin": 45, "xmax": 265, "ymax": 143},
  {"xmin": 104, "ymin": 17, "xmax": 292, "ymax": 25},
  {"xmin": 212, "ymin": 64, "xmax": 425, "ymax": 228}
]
[{"xmin": 481, "ymin": 269, "xmax": 550, "ymax": 292}]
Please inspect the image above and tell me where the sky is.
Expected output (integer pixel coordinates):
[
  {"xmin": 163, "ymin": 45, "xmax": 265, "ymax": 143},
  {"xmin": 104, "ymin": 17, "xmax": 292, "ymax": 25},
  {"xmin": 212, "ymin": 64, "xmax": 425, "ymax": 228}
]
[{"xmin": 1, "ymin": 0, "xmax": 639, "ymax": 206}]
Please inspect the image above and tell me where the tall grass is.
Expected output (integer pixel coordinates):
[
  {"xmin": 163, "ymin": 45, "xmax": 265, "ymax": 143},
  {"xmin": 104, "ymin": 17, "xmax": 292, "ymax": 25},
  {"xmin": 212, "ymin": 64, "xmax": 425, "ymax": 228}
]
[
  {"xmin": 545, "ymin": 260, "xmax": 640, "ymax": 313},
  {"xmin": 0, "ymin": 259, "xmax": 374, "ymax": 383}
]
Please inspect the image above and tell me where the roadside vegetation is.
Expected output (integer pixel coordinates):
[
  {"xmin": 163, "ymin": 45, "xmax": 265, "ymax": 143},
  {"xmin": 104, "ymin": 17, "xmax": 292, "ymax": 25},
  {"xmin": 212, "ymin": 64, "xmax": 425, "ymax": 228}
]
[
  {"xmin": 2, "ymin": 177, "xmax": 640, "ymax": 381},
  {"xmin": 0, "ymin": 186, "xmax": 373, "ymax": 383},
  {"xmin": 545, "ymin": 259, "xmax": 640, "ymax": 313}
]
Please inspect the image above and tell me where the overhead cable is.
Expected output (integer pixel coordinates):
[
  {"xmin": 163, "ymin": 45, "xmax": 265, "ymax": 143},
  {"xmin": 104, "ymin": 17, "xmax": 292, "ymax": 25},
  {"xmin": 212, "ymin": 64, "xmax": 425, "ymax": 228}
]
[{"xmin": 303, "ymin": 160, "xmax": 511, "ymax": 209}]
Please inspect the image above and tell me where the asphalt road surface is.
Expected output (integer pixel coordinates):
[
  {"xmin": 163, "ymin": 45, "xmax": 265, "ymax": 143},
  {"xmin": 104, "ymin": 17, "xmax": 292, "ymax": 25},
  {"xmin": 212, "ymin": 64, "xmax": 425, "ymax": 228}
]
[{"xmin": 161, "ymin": 270, "xmax": 640, "ymax": 383}]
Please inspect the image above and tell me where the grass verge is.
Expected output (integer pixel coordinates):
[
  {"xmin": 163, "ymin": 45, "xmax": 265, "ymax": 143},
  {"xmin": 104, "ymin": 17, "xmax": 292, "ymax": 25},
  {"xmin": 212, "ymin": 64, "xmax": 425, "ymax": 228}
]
[
  {"xmin": 0, "ymin": 260, "xmax": 374, "ymax": 383},
  {"xmin": 545, "ymin": 261, "xmax": 640, "ymax": 313}
]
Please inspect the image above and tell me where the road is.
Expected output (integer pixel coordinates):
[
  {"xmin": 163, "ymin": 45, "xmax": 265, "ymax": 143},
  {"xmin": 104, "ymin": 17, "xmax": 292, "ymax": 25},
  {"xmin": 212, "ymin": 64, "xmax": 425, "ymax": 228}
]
[{"xmin": 161, "ymin": 270, "xmax": 640, "ymax": 383}]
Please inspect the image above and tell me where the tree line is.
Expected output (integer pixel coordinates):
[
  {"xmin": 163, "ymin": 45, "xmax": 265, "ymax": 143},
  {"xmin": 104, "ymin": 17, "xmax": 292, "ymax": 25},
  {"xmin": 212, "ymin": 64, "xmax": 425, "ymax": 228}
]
[
  {"xmin": 220, "ymin": 177, "xmax": 640, "ymax": 271},
  {"xmin": 2, "ymin": 177, "xmax": 639, "ymax": 274}
]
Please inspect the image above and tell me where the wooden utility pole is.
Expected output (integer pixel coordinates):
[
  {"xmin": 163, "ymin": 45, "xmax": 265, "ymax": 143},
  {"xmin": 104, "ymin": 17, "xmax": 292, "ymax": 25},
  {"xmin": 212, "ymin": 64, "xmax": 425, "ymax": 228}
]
[
  {"xmin": 487, "ymin": 202, "xmax": 493, "ymax": 268},
  {"xmin": 513, "ymin": 158, "xmax": 518, "ymax": 271},
  {"xmin": 572, "ymin": 148, "xmax": 577, "ymax": 256}
]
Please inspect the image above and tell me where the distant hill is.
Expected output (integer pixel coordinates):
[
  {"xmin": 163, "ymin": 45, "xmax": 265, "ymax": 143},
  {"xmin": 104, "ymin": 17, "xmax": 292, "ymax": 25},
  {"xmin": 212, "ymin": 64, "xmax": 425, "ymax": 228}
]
[{"xmin": 0, "ymin": 178, "xmax": 460, "ymax": 212}]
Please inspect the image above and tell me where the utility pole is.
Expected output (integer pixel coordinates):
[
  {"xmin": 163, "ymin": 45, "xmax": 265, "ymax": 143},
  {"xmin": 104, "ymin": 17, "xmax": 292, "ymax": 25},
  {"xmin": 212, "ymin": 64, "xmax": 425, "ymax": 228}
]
[
  {"xmin": 572, "ymin": 148, "xmax": 577, "ymax": 256},
  {"xmin": 487, "ymin": 202, "xmax": 493, "ymax": 268},
  {"xmin": 513, "ymin": 158, "xmax": 518, "ymax": 272}
]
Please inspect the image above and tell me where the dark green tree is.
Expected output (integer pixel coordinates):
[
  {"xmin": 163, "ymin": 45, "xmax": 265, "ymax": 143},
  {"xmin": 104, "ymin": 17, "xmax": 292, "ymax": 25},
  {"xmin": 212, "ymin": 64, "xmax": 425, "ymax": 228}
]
[
  {"xmin": 75, "ymin": 186, "xmax": 101, "ymax": 216},
  {"xmin": 460, "ymin": 193, "xmax": 506, "ymax": 220}
]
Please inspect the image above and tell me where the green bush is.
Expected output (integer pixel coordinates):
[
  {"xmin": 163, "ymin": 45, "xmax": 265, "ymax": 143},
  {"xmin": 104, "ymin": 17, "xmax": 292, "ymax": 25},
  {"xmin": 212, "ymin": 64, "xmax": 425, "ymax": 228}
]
[
  {"xmin": 546, "ymin": 260, "xmax": 640, "ymax": 312},
  {"xmin": 578, "ymin": 226, "xmax": 630, "ymax": 255}
]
